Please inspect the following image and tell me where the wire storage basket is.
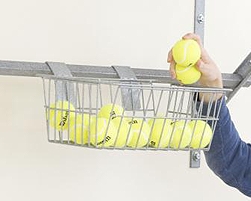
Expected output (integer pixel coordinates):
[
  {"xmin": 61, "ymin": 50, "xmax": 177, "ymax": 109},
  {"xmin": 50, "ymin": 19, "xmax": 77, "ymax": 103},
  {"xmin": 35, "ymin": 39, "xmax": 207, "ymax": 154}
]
[{"xmin": 41, "ymin": 75, "xmax": 227, "ymax": 151}]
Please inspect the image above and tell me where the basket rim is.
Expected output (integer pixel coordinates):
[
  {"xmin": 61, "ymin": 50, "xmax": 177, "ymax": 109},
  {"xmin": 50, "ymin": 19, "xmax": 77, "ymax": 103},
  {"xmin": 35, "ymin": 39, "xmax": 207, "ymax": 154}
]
[{"xmin": 38, "ymin": 74, "xmax": 232, "ymax": 93}]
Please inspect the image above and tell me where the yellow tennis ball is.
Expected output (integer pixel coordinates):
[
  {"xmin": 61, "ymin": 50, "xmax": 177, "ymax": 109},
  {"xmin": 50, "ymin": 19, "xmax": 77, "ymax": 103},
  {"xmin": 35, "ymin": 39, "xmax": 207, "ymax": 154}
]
[
  {"xmin": 48, "ymin": 100, "xmax": 75, "ymax": 130},
  {"xmin": 189, "ymin": 120, "xmax": 213, "ymax": 148},
  {"xmin": 175, "ymin": 64, "xmax": 201, "ymax": 85},
  {"xmin": 127, "ymin": 119, "xmax": 151, "ymax": 148},
  {"xmin": 147, "ymin": 118, "xmax": 154, "ymax": 128},
  {"xmin": 98, "ymin": 104, "xmax": 124, "ymax": 120},
  {"xmin": 147, "ymin": 113, "xmax": 165, "ymax": 127},
  {"xmin": 112, "ymin": 118, "xmax": 132, "ymax": 148},
  {"xmin": 172, "ymin": 39, "xmax": 201, "ymax": 67},
  {"xmin": 149, "ymin": 118, "xmax": 173, "ymax": 148},
  {"xmin": 170, "ymin": 120, "xmax": 192, "ymax": 149},
  {"xmin": 69, "ymin": 114, "xmax": 92, "ymax": 144},
  {"xmin": 89, "ymin": 117, "xmax": 117, "ymax": 147}
]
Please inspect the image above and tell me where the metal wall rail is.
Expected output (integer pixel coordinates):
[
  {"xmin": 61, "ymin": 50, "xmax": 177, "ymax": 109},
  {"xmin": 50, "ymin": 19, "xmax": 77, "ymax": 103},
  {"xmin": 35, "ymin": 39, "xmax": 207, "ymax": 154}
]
[{"xmin": 0, "ymin": 57, "xmax": 250, "ymax": 90}]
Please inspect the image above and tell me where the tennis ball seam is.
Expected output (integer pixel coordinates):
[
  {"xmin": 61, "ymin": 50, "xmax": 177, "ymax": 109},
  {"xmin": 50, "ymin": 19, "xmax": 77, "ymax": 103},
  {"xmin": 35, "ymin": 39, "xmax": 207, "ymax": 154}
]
[
  {"xmin": 175, "ymin": 65, "xmax": 194, "ymax": 73},
  {"xmin": 94, "ymin": 119, "xmax": 110, "ymax": 137},
  {"xmin": 175, "ymin": 40, "xmax": 193, "ymax": 64},
  {"xmin": 172, "ymin": 39, "xmax": 201, "ymax": 67},
  {"xmin": 132, "ymin": 129, "xmax": 149, "ymax": 141}
]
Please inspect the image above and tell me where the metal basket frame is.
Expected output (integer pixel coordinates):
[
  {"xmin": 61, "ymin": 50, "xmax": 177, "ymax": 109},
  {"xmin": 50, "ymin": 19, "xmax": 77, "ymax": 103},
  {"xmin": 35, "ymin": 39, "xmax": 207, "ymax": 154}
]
[{"xmin": 42, "ymin": 75, "xmax": 228, "ymax": 152}]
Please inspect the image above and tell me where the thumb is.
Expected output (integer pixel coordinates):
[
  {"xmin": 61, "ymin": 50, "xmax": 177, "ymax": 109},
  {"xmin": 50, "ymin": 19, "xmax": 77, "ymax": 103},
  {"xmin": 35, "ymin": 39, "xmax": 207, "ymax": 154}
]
[
  {"xmin": 195, "ymin": 59, "xmax": 215, "ymax": 81},
  {"xmin": 167, "ymin": 50, "xmax": 173, "ymax": 63},
  {"xmin": 169, "ymin": 61, "xmax": 176, "ymax": 79},
  {"xmin": 195, "ymin": 59, "xmax": 205, "ymax": 73}
]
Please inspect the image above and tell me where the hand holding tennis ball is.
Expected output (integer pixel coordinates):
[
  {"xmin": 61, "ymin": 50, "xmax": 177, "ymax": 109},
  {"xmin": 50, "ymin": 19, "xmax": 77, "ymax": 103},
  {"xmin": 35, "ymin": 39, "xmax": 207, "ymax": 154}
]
[
  {"xmin": 168, "ymin": 33, "xmax": 223, "ymax": 96},
  {"xmin": 149, "ymin": 118, "xmax": 173, "ymax": 148},
  {"xmin": 170, "ymin": 120, "xmax": 192, "ymax": 149},
  {"xmin": 172, "ymin": 39, "xmax": 201, "ymax": 85},
  {"xmin": 89, "ymin": 117, "xmax": 117, "ymax": 147},
  {"xmin": 98, "ymin": 104, "xmax": 124, "ymax": 120},
  {"xmin": 189, "ymin": 120, "xmax": 213, "ymax": 148},
  {"xmin": 127, "ymin": 119, "xmax": 151, "ymax": 148},
  {"xmin": 48, "ymin": 100, "xmax": 75, "ymax": 130},
  {"xmin": 168, "ymin": 37, "xmax": 202, "ymax": 85}
]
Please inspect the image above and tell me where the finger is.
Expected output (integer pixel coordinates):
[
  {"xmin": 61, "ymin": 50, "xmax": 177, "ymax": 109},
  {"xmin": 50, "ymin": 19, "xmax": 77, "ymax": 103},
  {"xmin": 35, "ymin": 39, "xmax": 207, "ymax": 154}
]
[
  {"xmin": 167, "ymin": 49, "xmax": 173, "ymax": 63},
  {"xmin": 169, "ymin": 61, "xmax": 176, "ymax": 79},
  {"xmin": 195, "ymin": 59, "xmax": 205, "ymax": 72},
  {"xmin": 182, "ymin": 33, "xmax": 203, "ymax": 47},
  {"xmin": 195, "ymin": 59, "xmax": 212, "ymax": 78}
]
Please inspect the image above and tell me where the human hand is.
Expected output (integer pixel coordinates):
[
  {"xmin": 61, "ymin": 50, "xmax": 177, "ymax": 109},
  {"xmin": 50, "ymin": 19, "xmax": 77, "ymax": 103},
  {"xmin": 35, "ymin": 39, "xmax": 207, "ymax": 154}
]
[{"xmin": 167, "ymin": 33, "xmax": 223, "ymax": 100}]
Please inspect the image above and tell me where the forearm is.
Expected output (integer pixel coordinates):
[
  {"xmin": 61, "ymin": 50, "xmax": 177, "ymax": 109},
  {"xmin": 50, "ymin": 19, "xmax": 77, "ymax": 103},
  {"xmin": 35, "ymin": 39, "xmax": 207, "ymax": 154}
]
[{"xmin": 203, "ymin": 98, "xmax": 251, "ymax": 197}]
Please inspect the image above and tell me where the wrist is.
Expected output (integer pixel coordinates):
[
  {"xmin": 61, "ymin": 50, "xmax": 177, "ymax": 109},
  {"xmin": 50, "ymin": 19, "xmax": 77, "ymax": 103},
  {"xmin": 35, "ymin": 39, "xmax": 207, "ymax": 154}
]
[
  {"xmin": 199, "ymin": 72, "xmax": 223, "ymax": 89},
  {"xmin": 199, "ymin": 76, "xmax": 224, "ymax": 102}
]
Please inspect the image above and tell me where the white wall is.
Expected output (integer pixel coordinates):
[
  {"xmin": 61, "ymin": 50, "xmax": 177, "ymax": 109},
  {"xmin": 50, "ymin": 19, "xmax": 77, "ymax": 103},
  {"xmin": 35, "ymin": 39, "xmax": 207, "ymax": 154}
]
[{"xmin": 0, "ymin": 0, "xmax": 251, "ymax": 200}]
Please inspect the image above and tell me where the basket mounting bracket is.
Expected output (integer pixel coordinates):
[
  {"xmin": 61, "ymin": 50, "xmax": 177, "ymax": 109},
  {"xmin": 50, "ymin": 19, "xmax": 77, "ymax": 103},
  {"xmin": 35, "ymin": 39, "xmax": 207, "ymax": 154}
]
[
  {"xmin": 46, "ymin": 61, "xmax": 75, "ymax": 106},
  {"xmin": 112, "ymin": 65, "xmax": 141, "ymax": 111}
]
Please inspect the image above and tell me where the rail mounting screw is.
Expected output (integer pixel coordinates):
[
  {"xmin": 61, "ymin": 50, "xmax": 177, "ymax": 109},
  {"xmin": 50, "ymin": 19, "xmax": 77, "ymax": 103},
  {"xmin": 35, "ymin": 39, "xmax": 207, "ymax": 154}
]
[
  {"xmin": 197, "ymin": 14, "xmax": 204, "ymax": 24},
  {"xmin": 193, "ymin": 151, "xmax": 201, "ymax": 161}
]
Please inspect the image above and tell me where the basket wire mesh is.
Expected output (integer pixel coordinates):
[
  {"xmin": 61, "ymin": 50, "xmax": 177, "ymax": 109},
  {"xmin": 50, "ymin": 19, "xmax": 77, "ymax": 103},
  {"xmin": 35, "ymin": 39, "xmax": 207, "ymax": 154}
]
[{"xmin": 41, "ymin": 75, "xmax": 227, "ymax": 151}]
